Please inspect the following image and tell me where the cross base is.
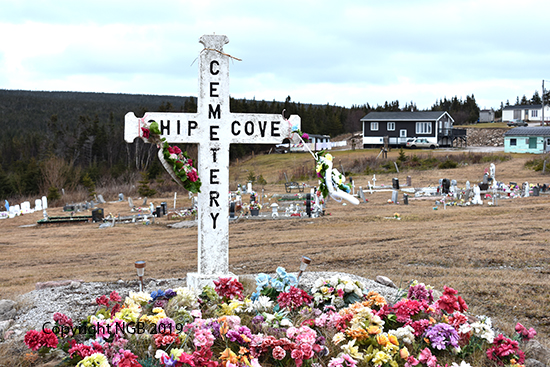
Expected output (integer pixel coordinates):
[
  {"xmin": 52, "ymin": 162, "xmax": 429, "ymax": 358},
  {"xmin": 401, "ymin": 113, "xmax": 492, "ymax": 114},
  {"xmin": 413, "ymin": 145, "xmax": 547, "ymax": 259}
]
[{"xmin": 186, "ymin": 272, "xmax": 239, "ymax": 291}]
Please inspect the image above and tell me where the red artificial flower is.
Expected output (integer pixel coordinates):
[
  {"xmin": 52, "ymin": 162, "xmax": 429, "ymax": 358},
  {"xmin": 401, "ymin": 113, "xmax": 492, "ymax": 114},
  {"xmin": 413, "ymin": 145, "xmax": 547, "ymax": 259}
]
[
  {"xmin": 141, "ymin": 127, "xmax": 150, "ymax": 138},
  {"xmin": 117, "ymin": 349, "xmax": 142, "ymax": 367},
  {"xmin": 187, "ymin": 169, "xmax": 199, "ymax": 183},
  {"xmin": 24, "ymin": 330, "xmax": 42, "ymax": 351},
  {"xmin": 24, "ymin": 329, "xmax": 58, "ymax": 351},
  {"xmin": 154, "ymin": 332, "xmax": 181, "ymax": 348},
  {"xmin": 277, "ymin": 286, "xmax": 313, "ymax": 311},
  {"xmin": 95, "ymin": 295, "xmax": 109, "ymax": 306},
  {"xmin": 109, "ymin": 291, "xmax": 122, "ymax": 303},
  {"xmin": 41, "ymin": 330, "xmax": 58, "ymax": 349},
  {"xmin": 173, "ymin": 146, "xmax": 182, "ymax": 154},
  {"xmin": 214, "ymin": 277, "xmax": 244, "ymax": 300},
  {"xmin": 437, "ymin": 286, "xmax": 467, "ymax": 314}
]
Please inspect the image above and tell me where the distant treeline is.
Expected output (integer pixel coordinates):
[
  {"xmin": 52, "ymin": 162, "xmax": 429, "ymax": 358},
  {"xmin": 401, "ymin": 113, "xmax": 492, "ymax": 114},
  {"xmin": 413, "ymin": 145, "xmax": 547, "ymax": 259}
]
[{"xmin": 0, "ymin": 89, "xmax": 481, "ymax": 200}]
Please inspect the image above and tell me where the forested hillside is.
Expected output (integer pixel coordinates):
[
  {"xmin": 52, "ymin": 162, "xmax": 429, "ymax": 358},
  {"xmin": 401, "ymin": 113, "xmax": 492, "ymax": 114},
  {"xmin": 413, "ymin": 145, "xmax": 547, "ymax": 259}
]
[{"xmin": 0, "ymin": 89, "xmax": 480, "ymax": 200}]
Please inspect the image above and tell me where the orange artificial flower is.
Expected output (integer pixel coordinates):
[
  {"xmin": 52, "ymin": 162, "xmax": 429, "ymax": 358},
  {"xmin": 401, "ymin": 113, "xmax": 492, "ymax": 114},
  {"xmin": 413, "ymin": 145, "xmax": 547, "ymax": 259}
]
[{"xmin": 368, "ymin": 325, "xmax": 382, "ymax": 335}]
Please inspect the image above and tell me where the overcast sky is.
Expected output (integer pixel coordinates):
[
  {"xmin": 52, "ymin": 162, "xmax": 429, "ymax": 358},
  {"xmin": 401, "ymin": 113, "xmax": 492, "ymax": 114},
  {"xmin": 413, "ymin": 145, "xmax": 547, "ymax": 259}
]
[{"xmin": 1, "ymin": 0, "xmax": 548, "ymax": 110}]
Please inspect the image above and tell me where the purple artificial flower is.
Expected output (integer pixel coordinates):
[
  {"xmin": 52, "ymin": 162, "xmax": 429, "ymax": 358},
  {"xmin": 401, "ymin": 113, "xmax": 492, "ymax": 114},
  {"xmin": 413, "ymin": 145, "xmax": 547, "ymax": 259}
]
[
  {"xmin": 227, "ymin": 326, "xmax": 253, "ymax": 344},
  {"xmin": 424, "ymin": 323, "xmax": 460, "ymax": 350},
  {"xmin": 164, "ymin": 289, "xmax": 177, "ymax": 298},
  {"xmin": 408, "ymin": 283, "xmax": 434, "ymax": 303},
  {"xmin": 157, "ymin": 318, "xmax": 176, "ymax": 334}
]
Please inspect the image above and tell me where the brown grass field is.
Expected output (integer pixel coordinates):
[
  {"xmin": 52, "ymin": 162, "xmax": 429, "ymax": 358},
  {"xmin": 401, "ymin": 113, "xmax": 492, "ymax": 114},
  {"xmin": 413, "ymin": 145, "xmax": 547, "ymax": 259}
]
[{"xmin": 1, "ymin": 149, "xmax": 549, "ymax": 348}]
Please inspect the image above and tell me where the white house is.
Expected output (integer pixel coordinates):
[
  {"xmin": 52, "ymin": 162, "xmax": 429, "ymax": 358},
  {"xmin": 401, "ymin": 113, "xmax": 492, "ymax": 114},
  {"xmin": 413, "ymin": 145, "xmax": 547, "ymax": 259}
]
[{"xmin": 502, "ymin": 104, "xmax": 550, "ymax": 123}]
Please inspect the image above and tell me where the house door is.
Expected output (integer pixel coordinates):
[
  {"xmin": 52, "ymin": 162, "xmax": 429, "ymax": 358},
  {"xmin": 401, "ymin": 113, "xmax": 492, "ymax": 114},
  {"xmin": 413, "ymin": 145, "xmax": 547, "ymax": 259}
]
[
  {"xmin": 399, "ymin": 129, "xmax": 407, "ymax": 144},
  {"xmin": 546, "ymin": 138, "xmax": 550, "ymax": 152}
]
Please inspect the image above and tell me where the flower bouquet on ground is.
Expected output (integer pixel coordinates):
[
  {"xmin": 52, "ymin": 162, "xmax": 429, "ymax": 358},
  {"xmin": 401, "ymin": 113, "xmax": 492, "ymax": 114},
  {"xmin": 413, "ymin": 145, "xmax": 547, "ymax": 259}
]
[
  {"xmin": 310, "ymin": 275, "xmax": 366, "ymax": 310},
  {"xmin": 141, "ymin": 120, "xmax": 201, "ymax": 193},
  {"xmin": 252, "ymin": 267, "xmax": 298, "ymax": 303},
  {"xmin": 21, "ymin": 272, "xmax": 540, "ymax": 367}
]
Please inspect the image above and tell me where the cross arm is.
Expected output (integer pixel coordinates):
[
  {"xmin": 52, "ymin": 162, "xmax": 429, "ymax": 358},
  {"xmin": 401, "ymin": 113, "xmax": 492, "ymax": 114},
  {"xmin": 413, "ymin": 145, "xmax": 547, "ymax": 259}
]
[
  {"xmin": 124, "ymin": 112, "xmax": 204, "ymax": 144},
  {"xmin": 228, "ymin": 113, "xmax": 301, "ymax": 144}
]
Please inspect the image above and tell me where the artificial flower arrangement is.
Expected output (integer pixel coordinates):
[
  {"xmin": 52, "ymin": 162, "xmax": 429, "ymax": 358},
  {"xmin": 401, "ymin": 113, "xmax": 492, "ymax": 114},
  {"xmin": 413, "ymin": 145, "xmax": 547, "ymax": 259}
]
[
  {"xmin": 141, "ymin": 120, "xmax": 201, "ymax": 194},
  {"xmin": 310, "ymin": 275, "xmax": 366, "ymax": 310},
  {"xmin": 315, "ymin": 150, "xmax": 352, "ymax": 200},
  {"xmin": 22, "ymin": 269, "xmax": 537, "ymax": 367}
]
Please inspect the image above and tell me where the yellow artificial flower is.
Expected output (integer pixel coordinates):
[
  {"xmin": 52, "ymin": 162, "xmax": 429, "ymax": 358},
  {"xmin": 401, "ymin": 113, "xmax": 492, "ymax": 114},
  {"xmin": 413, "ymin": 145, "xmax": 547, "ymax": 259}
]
[
  {"xmin": 376, "ymin": 334, "xmax": 389, "ymax": 347},
  {"xmin": 399, "ymin": 347, "xmax": 409, "ymax": 359},
  {"xmin": 332, "ymin": 332, "xmax": 346, "ymax": 345},
  {"xmin": 341, "ymin": 339, "xmax": 364, "ymax": 361},
  {"xmin": 325, "ymin": 153, "xmax": 333, "ymax": 162},
  {"xmin": 139, "ymin": 308, "xmax": 167, "ymax": 324},
  {"xmin": 388, "ymin": 334, "xmax": 399, "ymax": 346},
  {"xmin": 115, "ymin": 308, "xmax": 138, "ymax": 324},
  {"xmin": 77, "ymin": 352, "xmax": 110, "ymax": 367},
  {"xmin": 371, "ymin": 351, "xmax": 391, "ymax": 366},
  {"xmin": 367, "ymin": 325, "xmax": 382, "ymax": 335}
]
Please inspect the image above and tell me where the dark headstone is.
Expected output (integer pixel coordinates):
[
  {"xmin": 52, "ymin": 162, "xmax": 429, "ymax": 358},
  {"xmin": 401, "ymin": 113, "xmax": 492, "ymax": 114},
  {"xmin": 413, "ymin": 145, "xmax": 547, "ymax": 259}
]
[
  {"xmin": 92, "ymin": 208, "xmax": 104, "ymax": 223},
  {"xmin": 441, "ymin": 179, "xmax": 450, "ymax": 194},
  {"xmin": 161, "ymin": 202, "xmax": 167, "ymax": 215},
  {"xmin": 392, "ymin": 178, "xmax": 400, "ymax": 190},
  {"xmin": 403, "ymin": 193, "xmax": 409, "ymax": 205},
  {"xmin": 305, "ymin": 193, "xmax": 312, "ymax": 217},
  {"xmin": 156, "ymin": 206, "xmax": 162, "ymax": 217},
  {"xmin": 229, "ymin": 202, "xmax": 235, "ymax": 219}
]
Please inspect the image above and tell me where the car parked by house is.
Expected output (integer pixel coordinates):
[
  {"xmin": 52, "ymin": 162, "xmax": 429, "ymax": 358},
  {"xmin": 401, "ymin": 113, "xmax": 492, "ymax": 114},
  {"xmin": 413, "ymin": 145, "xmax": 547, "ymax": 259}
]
[
  {"xmin": 405, "ymin": 138, "xmax": 438, "ymax": 149},
  {"xmin": 507, "ymin": 119, "xmax": 528, "ymax": 127}
]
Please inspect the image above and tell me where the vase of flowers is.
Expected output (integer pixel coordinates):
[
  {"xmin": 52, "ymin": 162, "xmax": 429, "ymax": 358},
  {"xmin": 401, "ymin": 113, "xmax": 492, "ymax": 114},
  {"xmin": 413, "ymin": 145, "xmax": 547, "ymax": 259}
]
[{"xmin": 249, "ymin": 202, "xmax": 261, "ymax": 216}]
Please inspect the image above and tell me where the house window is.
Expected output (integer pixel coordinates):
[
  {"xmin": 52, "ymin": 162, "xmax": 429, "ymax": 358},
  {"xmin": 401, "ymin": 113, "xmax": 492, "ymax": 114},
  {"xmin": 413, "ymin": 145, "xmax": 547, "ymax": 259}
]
[
  {"xmin": 510, "ymin": 138, "xmax": 517, "ymax": 146},
  {"xmin": 416, "ymin": 122, "xmax": 432, "ymax": 134},
  {"xmin": 387, "ymin": 122, "xmax": 395, "ymax": 131},
  {"xmin": 529, "ymin": 137, "xmax": 537, "ymax": 149},
  {"xmin": 371, "ymin": 122, "xmax": 379, "ymax": 131},
  {"xmin": 532, "ymin": 110, "xmax": 538, "ymax": 118}
]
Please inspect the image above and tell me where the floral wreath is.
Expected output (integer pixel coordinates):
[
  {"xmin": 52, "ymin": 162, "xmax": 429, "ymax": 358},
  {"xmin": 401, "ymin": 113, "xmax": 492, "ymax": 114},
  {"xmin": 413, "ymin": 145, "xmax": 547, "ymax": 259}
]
[
  {"xmin": 283, "ymin": 111, "xmax": 357, "ymax": 205},
  {"xmin": 140, "ymin": 120, "xmax": 202, "ymax": 194}
]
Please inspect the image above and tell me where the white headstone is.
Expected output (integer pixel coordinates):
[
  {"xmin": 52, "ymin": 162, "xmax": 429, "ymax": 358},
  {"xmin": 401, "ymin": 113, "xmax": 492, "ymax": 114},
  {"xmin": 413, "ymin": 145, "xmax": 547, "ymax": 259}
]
[
  {"xmin": 41, "ymin": 196, "xmax": 48, "ymax": 210},
  {"xmin": 35, "ymin": 199, "xmax": 43, "ymax": 211},
  {"xmin": 124, "ymin": 34, "xmax": 300, "ymax": 289},
  {"xmin": 472, "ymin": 185, "xmax": 483, "ymax": 205},
  {"xmin": 247, "ymin": 182, "xmax": 252, "ymax": 194},
  {"xmin": 21, "ymin": 201, "xmax": 32, "ymax": 214},
  {"xmin": 524, "ymin": 182, "xmax": 529, "ymax": 197}
]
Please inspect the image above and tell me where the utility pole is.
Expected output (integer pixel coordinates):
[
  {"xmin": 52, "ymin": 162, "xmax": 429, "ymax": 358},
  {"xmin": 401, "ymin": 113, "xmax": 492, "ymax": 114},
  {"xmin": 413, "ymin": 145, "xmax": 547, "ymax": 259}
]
[{"xmin": 543, "ymin": 80, "xmax": 545, "ymax": 126}]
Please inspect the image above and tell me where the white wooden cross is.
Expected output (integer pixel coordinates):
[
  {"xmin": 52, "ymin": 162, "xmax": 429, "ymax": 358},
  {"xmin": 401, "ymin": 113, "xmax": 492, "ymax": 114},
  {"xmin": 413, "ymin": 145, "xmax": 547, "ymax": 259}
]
[{"xmin": 124, "ymin": 34, "xmax": 300, "ymax": 289}]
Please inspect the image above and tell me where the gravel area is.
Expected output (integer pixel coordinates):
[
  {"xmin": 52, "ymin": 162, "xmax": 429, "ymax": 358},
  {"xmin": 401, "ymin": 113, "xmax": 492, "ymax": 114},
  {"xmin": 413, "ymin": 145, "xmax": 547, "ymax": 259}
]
[{"xmin": 6, "ymin": 272, "xmax": 395, "ymax": 337}]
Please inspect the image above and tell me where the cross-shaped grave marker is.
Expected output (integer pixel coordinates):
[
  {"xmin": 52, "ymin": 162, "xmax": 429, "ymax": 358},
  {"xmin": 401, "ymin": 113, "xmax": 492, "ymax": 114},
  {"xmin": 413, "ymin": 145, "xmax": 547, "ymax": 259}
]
[{"xmin": 124, "ymin": 34, "xmax": 300, "ymax": 289}]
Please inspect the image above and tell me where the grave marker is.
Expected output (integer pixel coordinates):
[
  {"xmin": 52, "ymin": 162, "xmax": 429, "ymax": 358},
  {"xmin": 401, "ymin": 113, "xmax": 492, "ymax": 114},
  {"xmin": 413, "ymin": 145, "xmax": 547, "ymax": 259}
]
[{"xmin": 124, "ymin": 34, "xmax": 300, "ymax": 289}]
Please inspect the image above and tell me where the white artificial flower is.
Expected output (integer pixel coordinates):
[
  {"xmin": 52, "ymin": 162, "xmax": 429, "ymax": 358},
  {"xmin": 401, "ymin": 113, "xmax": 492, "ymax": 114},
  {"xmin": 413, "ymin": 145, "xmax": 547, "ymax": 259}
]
[
  {"xmin": 314, "ymin": 278, "xmax": 325, "ymax": 289},
  {"xmin": 329, "ymin": 275, "xmax": 339, "ymax": 287},
  {"xmin": 344, "ymin": 282, "xmax": 355, "ymax": 293},
  {"xmin": 280, "ymin": 318, "xmax": 293, "ymax": 327},
  {"xmin": 451, "ymin": 362, "xmax": 472, "ymax": 367},
  {"xmin": 389, "ymin": 325, "xmax": 415, "ymax": 344},
  {"xmin": 253, "ymin": 296, "xmax": 274, "ymax": 312},
  {"xmin": 129, "ymin": 291, "xmax": 153, "ymax": 305}
]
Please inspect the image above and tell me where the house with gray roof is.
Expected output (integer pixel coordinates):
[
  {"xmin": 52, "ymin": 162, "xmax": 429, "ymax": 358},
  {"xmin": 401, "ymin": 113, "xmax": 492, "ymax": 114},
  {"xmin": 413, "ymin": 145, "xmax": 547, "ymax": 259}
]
[
  {"xmin": 360, "ymin": 111, "xmax": 465, "ymax": 148},
  {"xmin": 504, "ymin": 127, "xmax": 550, "ymax": 154},
  {"xmin": 502, "ymin": 104, "xmax": 550, "ymax": 123}
]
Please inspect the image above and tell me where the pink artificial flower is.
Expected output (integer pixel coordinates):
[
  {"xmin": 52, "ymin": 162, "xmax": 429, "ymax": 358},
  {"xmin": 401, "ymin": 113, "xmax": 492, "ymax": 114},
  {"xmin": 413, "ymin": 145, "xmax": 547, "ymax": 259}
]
[
  {"xmin": 187, "ymin": 169, "xmax": 199, "ymax": 183},
  {"xmin": 272, "ymin": 346, "xmax": 286, "ymax": 360},
  {"xmin": 95, "ymin": 295, "xmax": 109, "ymax": 306},
  {"xmin": 515, "ymin": 322, "xmax": 537, "ymax": 341},
  {"xmin": 173, "ymin": 146, "xmax": 182, "ymax": 155},
  {"xmin": 418, "ymin": 348, "xmax": 438, "ymax": 367},
  {"xmin": 302, "ymin": 133, "xmax": 309, "ymax": 140}
]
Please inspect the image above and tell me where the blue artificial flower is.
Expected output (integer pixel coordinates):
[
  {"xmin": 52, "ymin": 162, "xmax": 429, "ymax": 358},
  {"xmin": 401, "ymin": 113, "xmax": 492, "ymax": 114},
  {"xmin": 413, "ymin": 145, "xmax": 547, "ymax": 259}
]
[
  {"xmin": 276, "ymin": 267, "xmax": 288, "ymax": 279},
  {"xmin": 272, "ymin": 280, "xmax": 285, "ymax": 292},
  {"xmin": 150, "ymin": 289, "xmax": 165, "ymax": 301},
  {"xmin": 251, "ymin": 291, "xmax": 259, "ymax": 301},
  {"xmin": 256, "ymin": 273, "xmax": 270, "ymax": 288},
  {"xmin": 287, "ymin": 274, "xmax": 298, "ymax": 286}
]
